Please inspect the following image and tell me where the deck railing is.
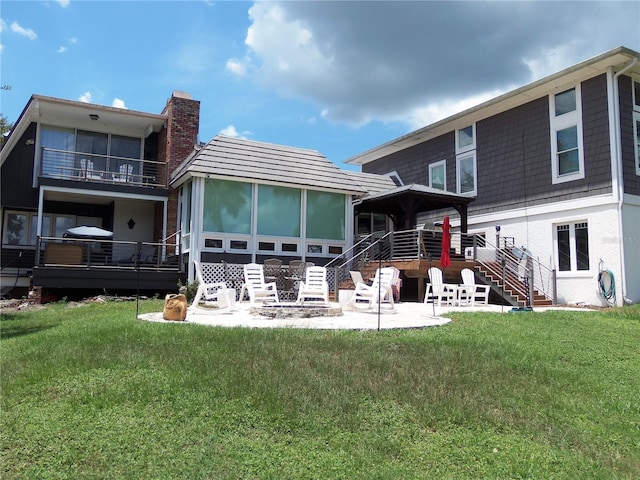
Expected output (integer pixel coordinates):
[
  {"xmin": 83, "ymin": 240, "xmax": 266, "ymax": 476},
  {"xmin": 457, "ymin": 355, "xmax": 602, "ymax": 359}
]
[
  {"xmin": 326, "ymin": 228, "xmax": 556, "ymax": 306},
  {"xmin": 35, "ymin": 237, "xmax": 181, "ymax": 271},
  {"xmin": 40, "ymin": 147, "xmax": 167, "ymax": 188}
]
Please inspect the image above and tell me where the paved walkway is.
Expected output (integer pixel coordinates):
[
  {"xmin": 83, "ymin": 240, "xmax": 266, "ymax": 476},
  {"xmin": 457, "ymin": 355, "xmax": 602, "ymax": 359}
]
[{"xmin": 138, "ymin": 301, "xmax": 578, "ymax": 330}]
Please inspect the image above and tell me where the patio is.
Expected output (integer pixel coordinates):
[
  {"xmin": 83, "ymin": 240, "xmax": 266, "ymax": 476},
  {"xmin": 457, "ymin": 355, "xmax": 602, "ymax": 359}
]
[{"xmin": 137, "ymin": 301, "xmax": 568, "ymax": 330}]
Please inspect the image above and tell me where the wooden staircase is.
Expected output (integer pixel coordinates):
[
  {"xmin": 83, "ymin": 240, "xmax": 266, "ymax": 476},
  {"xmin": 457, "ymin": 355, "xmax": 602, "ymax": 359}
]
[{"xmin": 475, "ymin": 262, "xmax": 552, "ymax": 307}]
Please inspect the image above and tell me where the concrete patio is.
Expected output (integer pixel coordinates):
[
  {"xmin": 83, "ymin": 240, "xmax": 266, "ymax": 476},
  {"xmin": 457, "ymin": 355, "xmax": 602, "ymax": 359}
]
[{"xmin": 137, "ymin": 301, "xmax": 582, "ymax": 330}]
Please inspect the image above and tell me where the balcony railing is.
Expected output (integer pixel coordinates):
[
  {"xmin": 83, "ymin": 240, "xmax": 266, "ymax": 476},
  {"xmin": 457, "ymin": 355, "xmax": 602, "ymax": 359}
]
[{"xmin": 40, "ymin": 148, "xmax": 167, "ymax": 188}]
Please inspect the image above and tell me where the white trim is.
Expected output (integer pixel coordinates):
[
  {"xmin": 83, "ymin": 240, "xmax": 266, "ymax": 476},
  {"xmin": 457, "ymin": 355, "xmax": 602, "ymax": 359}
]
[{"xmin": 549, "ymin": 85, "xmax": 585, "ymax": 184}]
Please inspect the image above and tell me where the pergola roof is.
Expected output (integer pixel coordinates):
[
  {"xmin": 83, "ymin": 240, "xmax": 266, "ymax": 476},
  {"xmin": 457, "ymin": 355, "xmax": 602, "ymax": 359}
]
[{"xmin": 353, "ymin": 184, "xmax": 474, "ymax": 231}]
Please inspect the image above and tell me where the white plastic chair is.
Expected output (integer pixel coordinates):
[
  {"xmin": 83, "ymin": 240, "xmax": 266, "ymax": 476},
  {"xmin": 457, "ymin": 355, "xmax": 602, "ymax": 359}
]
[
  {"xmin": 297, "ymin": 266, "xmax": 329, "ymax": 305},
  {"xmin": 190, "ymin": 260, "xmax": 234, "ymax": 312},
  {"xmin": 348, "ymin": 266, "xmax": 398, "ymax": 311},
  {"xmin": 424, "ymin": 267, "xmax": 457, "ymax": 306},
  {"xmin": 239, "ymin": 263, "xmax": 279, "ymax": 304},
  {"xmin": 458, "ymin": 268, "xmax": 490, "ymax": 306}
]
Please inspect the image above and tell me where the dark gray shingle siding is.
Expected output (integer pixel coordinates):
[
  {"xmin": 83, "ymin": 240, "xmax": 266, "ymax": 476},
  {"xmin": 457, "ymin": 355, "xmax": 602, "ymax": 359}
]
[{"xmin": 361, "ymin": 73, "xmax": 624, "ymax": 216}]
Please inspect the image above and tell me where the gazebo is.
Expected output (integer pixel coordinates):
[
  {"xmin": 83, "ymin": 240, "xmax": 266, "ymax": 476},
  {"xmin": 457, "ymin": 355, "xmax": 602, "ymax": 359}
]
[{"xmin": 353, "ymin": 183, "xmax": 474, "ymax": 232}]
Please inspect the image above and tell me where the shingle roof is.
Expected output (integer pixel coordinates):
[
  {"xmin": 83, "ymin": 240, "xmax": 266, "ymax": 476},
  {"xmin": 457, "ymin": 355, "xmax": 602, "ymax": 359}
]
[
  {"xmin": 171, "ymin": 135, "xmax": 366, "ymax": 194},
  {"xmin": 346, "ymin": 171, "xmax": 398, "ymax": 195}
]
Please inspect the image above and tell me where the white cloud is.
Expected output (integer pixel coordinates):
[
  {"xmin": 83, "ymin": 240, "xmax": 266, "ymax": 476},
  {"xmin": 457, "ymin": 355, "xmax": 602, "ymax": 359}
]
[
  {"xmin": 112, "ymin": 98, "xmax": 126, "ymax": 109},
  {"xmin": 0, "ymin": 44, "xmax": 4, "ymax": 54},
  {"xmin": 219, "ymin": 125, "xmax": 249, "ymax": 139},
  {"xmin": 79, "ymin": 92, "xmax": 92, "ymax": 103},
  {"xmin": 10, "ymin": 21, "xmax": 37, "ymax": 40},
  {"xmin": 226, "ymin": 58, "xmax": 247, "ymax": 77},
  {"xmin": 57, "ymin": 0, "xmax": 71, "ymax": 7},
  {"xmin": 237, "ymin": 1, "xmax": 639, "ymax": 128},
  {"xmin": 57, "ymin": 46, "xmax": 67, "ymax": 54},
  {"xmin": 0, "ymin": 19, "xmax": 6, "ymax": 32}
]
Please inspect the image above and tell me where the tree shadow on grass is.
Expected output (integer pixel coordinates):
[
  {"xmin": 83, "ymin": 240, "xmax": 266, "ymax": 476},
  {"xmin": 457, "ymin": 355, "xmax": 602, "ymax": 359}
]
[{"xmin": 0, "ymin": 313, "xmax": 57, "ymax": 340}]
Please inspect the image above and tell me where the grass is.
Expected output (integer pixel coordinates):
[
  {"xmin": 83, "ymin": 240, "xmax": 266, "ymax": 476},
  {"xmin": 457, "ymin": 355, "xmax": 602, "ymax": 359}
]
[{"xmin": 1, "ymin": 300, "xmax": 639, "ymax": 479}]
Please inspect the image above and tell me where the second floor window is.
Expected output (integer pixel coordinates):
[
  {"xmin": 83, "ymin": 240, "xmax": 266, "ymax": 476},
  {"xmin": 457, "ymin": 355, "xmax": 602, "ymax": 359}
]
[
  {"xmin": 456, "ymin": 154, "xmax": 476, "ymax": 195},
  {"xmin": 455, "ymin": 124, "xmax": 477, "ymax": 196},
  {"xmin": 429, "ymin": 160, "xmax": 446, "ymax": 191},
  {"xmin": 550, "ymin": 86, "xmax": 585, "ymax": 184}
]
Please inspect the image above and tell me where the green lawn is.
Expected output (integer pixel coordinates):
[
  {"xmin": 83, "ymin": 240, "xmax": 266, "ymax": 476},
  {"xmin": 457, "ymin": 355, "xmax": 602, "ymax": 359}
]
[{"xmin": 2, "ymin": 300, "xmax": 639, "ymax": 479}]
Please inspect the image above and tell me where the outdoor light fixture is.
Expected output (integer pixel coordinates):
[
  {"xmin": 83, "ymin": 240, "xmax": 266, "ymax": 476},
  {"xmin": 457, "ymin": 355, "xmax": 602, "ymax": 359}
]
[
  {"xmin": 127, "ymin": 218, "xmax": 136, "ymax": 230},
  {"xmin": 89, "ymin": 114, "xmax": 99, "ymax": 121}
]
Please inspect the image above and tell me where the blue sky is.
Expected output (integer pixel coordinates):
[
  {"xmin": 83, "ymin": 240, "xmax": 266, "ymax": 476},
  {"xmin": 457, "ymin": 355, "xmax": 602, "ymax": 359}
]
[{"xmin": 1, "ymin": 1, "xmax": 638, "ymax": 170}]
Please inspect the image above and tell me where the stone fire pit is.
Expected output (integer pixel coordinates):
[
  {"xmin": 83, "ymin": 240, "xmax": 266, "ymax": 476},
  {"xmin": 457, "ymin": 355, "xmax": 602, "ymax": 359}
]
[{"xmin": 249, "ymin": 303, "xmax": 342, "ymax": 319}]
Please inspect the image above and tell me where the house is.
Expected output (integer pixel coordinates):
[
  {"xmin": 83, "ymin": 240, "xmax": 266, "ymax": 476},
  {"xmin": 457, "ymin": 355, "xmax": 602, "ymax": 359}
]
[
  {"xmin": 0, "ymin": 91, "xmax": 200, "ymax": 298},
  {"xmin": 169, "ymin": 134, "xmax": 368, "ymax": 282},
  {"xmin": 345, "ymin": 46, "xmax": 640, "ymax": 307}
]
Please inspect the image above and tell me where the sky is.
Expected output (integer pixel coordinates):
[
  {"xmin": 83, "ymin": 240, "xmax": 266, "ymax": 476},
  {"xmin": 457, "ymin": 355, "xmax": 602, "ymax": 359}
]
[{"xmin": 1, "ymin": 1, "xmax": 639, "ymax": 170}]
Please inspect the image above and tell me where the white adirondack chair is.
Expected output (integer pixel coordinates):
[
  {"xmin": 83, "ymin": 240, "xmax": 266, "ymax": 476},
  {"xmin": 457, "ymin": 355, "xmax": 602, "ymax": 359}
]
[
  {"xmin": 190, "ymin": 260, "xmax": 235, "ymax": 312},
  {"xmin": 348, "ymin": 266, "xmax": 398, "ymax": 311},
  {"xmin": 458, "ymin": 268, "xmax": 490, "ymax": 306},
  {"xmin": 114, "ymin": 163, "xmax": 133, "ymax": 182},
  {"xmin": 239, "ymin": 263, "xmax": 279, "ymax": 304},
  {"xmin": 296, "ymin": 266, "xmax": 329, "ymax": 305},
  {"xmin": 424, "ymin": 267, "xmax": 457, "ymax": 306}
]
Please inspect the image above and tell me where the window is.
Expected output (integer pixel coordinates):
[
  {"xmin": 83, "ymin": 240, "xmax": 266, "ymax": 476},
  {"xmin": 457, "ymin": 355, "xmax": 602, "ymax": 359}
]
[
  {"xmin": 456, "ymin": 124, "xmax": 476, "ymax": 196},
  {"xmin": 39, "ymin": 125, "xmax": 142, "ymax": 179},
  {"xmin": 257, "ymin": 185, "xmax": 301, "ymax": 237},
  {"xmin": 456, "ymin": 154, "xmax": 476, "ymax": 195},
  {"xmin": 203, "ymin": 178, "xmax": 252, "ymax": 234},
  {"xmin": 633, "ymin": 79, "xmax": 640, "ymax": 111},
  {"xmin": 40, "ymin": 126, "xmax": 75, "ymax": 176},
  {"xmin": 429, "ymin": 160, "xmax": 446, "ymax": 191},
  {"xmin": 2, "ymin": 212, "xmax": 98, "ymax": 245},
  {"xmin": 556, "ymin": 222, "xmax": 590, "ymax": 272},
  {"xmin": 306, "ymin": 191, "xmax": 345, "ymax": 240},
  {"xmin": 550, "ymin": 86, "xmax": 584, "ymax": 183},
  {"xmin": 456, "ymin": 125, "xmax": 475, "ymax": 153}
]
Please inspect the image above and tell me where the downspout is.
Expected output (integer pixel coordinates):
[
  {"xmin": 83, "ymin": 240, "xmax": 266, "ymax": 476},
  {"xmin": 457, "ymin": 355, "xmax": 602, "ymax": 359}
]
[{"xmin": 611, "ymin": 57, "xmax": 638, "ymax": 305}]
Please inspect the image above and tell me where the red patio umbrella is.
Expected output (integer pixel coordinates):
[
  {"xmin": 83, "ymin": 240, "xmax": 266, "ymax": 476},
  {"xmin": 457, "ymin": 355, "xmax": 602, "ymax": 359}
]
[{"xmin": 440, "ymin": 216, "xmax": 451, "ymax": 268}]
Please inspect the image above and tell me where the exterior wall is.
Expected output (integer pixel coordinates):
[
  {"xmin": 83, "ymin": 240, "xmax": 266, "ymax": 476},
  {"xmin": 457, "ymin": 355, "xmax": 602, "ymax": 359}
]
[
  {"xmin": 463, "ymin": 197, "xmax": 625, "ymax": 306},
  {"xmin": 0, "ymin": 123, "xmax": 38, "ymax": 210},
  {"xmin": 364, "ymin": 74, "xmax": 614, "ymax": 217}
]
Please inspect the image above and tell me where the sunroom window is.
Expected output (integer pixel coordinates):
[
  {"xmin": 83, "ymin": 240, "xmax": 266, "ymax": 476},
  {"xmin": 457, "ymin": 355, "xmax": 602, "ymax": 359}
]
[{"xmin": 203, "ymin": 178, "xmax": 252, "ymax": 234}]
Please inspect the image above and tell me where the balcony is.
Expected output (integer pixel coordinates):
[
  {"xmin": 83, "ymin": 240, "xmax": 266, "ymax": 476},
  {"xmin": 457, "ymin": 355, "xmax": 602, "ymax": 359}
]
[{"xmin": 40, "ymin": 148, "xmax": 167, "ymax": 188}]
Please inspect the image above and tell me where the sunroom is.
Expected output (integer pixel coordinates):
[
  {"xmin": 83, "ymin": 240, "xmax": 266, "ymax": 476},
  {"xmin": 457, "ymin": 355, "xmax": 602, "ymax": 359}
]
[{"xmin": 170, "ymin": 136, "xmax": 367, "ymax": 282}]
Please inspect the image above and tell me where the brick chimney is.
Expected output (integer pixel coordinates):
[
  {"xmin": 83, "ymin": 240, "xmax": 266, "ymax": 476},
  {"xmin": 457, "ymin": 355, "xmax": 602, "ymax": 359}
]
[{"xmin": 158, "ymin": 91, "xmax": 200, "ymax": 239}]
